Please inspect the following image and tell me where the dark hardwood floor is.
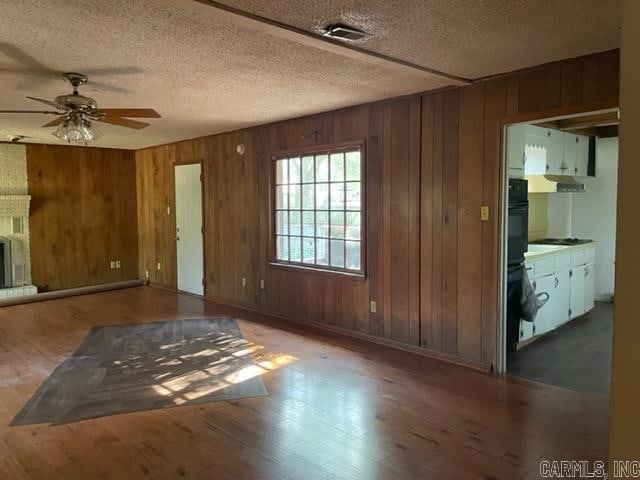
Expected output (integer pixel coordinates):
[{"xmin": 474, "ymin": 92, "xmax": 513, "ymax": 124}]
[
  {"xmin": 0, "ymin": 287, "xmax": 608, "ymax": 479},
  {"xmin": 508, "ymin": 302, "xmax": 613, "ymax": 396}
]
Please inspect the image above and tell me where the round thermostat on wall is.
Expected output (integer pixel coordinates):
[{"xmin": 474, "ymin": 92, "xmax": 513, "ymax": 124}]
[{"xmin": 236, "ymin": 143, "xmax": 245, "ymax": 155}]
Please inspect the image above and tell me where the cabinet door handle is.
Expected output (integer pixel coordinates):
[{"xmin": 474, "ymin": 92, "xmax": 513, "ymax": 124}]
[{"xmin": 555, "ymin": 277, "xmax": 559, "ymax": 288}]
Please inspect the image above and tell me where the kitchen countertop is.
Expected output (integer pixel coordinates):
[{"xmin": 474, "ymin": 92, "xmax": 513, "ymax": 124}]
[{"xmin": 524, "ymin": 240, "xmax": 597, "ymax": 261}]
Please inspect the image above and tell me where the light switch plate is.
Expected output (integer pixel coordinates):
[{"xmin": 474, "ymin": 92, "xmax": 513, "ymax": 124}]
[
  {"xmin": 481, "ymin": 206, "xmax": 490, "ymax": 222},
  {"xmin": 370, "ymin": 301, "xmax": 377, "ymax": 313}
]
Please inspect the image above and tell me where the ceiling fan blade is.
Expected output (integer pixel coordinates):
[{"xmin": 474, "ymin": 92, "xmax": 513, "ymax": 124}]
[
  {"xmin": 26, "ymin": 96, "xmax": 68, "ymax": 111},
  {"xmin": 98, "ymin": 108, "xmax": 161, "ymax": 118},
  {"xmin": 42, "ymin": 117, "xmax": 66, "ymax": 127},
  {"xmin": 96, "ymin": 117, "xmax": 150, "ymax": 129},
  {"xmin": 0, "ymin": 110, "xmax": 63, "ymax": 114}
]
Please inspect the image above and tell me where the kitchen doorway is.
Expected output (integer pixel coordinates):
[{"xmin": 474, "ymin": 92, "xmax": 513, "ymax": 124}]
[{"xmin": 500, "ymin": 108, "xmax": 618, "ymax": 396}]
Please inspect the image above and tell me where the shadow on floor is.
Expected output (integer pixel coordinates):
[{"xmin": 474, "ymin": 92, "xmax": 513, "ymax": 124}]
[{"xmin": 507, "ymin": 301, "xmax": 612, "ymax": 396}]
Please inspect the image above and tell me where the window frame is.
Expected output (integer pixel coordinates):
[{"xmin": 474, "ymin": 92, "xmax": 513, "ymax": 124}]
[{"xmin": 269, "ymin": 140, "xmax": 366, "ymax": 279}]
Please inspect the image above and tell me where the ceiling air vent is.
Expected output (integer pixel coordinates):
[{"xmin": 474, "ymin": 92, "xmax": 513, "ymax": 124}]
[{"xmin": 323, "ymin": 23, "xmax": 368, "ymax": 41}]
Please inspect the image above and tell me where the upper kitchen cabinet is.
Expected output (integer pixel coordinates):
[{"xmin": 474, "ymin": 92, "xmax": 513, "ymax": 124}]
[
  {"xmin": 523, "ymin": 125, "xmax": 548, "ymax": 176},
  {"xmin": 546, "ymin": 128, "xmax": 566, "ymax": 175},
  {"xmin": 506, "ymin": 124, "xmax": 526, "ymax": 178},
  {"xmin": 507, "ymin": 123, "xmax": 593, "ymax": 178},
  {"xmin": 563, "ymin": 133, "xmax": 590, "ymax": 177},
  {"xmin": 575, "ymin": 135, "xmax": 590, "ymax": 177}
]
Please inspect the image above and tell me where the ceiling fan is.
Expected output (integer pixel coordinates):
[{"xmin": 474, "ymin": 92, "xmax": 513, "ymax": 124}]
[{"xmin": 0, "ymin": 72, "xmax": 160, "ymax": 144}]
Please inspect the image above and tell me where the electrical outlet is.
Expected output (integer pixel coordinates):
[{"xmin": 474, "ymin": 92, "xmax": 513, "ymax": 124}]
[
  {"xmin": 260, "ymin": 279, "xmax": 265, "ymax": 290},
  {"xmin": 157, "ymin": 262, "xmax": 161, "ymax": 270},
  {"xmin": 110, "ymin": 260, "xmax": 115, "ymax": 269},
  {"xmin": 242, "ymin": 277, "xmax": 247, "ymax": 288},
  {"xmin": 115, "ymin": 260, "xmax": 121, "ymax": 269},
  {"xmin": 370, "ymin": 301, "xmax": 377, "ymax": 313}
]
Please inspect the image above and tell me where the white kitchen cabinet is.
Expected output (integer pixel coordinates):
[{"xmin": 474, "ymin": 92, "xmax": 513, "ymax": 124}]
[
  {"xmin": 575, "ymin": 135, "xmax": 590, "ymax": 177},
  {"xmin": 533, "ymin": 268, "xmax": 571, "ymax": 335},
  {"xmin": 523, "ymin": 125, "xmax": 549, "ymax": 176},
  {"xmin": 521, "ymin": 244, "xmax": 596, "ymax": 345},
  {"xmin": 563, "ymin": 133, "xmax": 579, "ymax": 175},
  {"xmin": 570, "ymin": 264, "xmax": 586, "ymax": 319},
  {"xmin": 524, "ymin": 125, "xmax": 549, "ymax": 149},
  {"xmin": 546, "ymin": 128, "xmax": 566, "ymax": 175},
  {"xmin": 520, "ymin": 320, "xmax": 534, "ymax": 342},
  {"xmin": 554, "ymin": 268, "xmax": 571, "ymax": 327},
  {"xmin": 512, "ymin": 123, "xmax": 591, "ymax": 179},
  {"xmin": 506, "ymin": 124, "xmax": 526, "ymax": 178},
  {"xmin": 533, "ymin": 273, "xmax": 555, "ymax": 335},
  {"xmin": 584, "ymin": 262, "xmax": 596, "ymax": 312}
]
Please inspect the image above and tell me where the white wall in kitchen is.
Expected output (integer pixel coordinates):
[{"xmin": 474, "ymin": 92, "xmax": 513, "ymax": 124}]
[{"xmin": 572, "ymin": 137, "xmax": 618, "ymax": 301}]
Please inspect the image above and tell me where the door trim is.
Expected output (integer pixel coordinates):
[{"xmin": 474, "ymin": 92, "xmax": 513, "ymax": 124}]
[{"xmin": 174, "ymin": 162, "xmax": 206, "ymax": 296}]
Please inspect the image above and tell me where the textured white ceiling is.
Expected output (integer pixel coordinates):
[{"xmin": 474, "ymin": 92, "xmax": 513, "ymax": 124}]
[
  {"xmin": 221, "ymin": 0, "xmax": 621, "ymax": 79},
  {"xmin": 0, "ymin": 0, "xmax": 620, "ymax": 149}
]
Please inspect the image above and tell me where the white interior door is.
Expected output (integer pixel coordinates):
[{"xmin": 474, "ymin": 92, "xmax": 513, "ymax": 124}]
[{"xmin": 175, "ymin": 164, "xmax": 204, "ymax": 295}]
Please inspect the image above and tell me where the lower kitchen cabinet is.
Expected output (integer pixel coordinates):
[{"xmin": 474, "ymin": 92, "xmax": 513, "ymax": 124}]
[
  {"xmin": 554, "ymin": 268, "xmax": 571, "ymax": 326},
  {"xmin": 520, "ymin": 245, "xmax": 596, "ymax": 345},
  {"xmin": 584, "ymin": 262, "xmax": 596, "ymax": 312},
  {"xmin": 570, "ymin": 265, "xmax": 586, "ymax": 319},
  {"xmin": 532, "ymin": 268, "xmax": 571, "ymax": 335},
  {"xmin": 569, "ymin": 261, "xmax": 596, "ymax": 319}
]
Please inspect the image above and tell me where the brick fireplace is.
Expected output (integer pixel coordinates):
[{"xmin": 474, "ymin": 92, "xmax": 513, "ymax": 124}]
[{"xmin": 0, "ymin": 144, "xmax": 37, "ymax": 299}]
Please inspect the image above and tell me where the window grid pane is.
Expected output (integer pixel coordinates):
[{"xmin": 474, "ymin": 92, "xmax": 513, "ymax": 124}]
[{"xmin": 274, "ymin": 147, "xmax": 363, "ymax": 274}]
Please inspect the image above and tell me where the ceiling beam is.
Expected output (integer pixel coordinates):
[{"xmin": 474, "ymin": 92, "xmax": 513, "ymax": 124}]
[{"xmin": 187, "ymin": 0, "xmax": 471, "ymax": 87}]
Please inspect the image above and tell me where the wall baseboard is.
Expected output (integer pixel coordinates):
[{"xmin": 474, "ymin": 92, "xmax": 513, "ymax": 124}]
[
  {"xmin": 147, "ymin": 284, "xmax": 492, "ymax": 373},
  {"xmin": 0, "ymin": 279, "xmax": 146, "ymax": 307}
]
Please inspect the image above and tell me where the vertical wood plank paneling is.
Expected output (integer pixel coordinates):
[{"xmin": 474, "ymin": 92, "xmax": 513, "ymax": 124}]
[
  {"xmin": 597, "ymin": 49, "xmax": 620, "ymax": 101},
  {"xmin": 420, "ymin": 94, "xmax": 435, "ymax": 348},
  {"xmin": 457, "ymin": 83, "xmax": 485, "ymax": 360},
  {"xmin": 382, "ymin": 104, "xmax": 393, "ymax": 338},
  {"xmin": 481, "ymin": 78, "xmax": 507, "ymax": 365},
  {"xmin": 407, "ymin": 96, "xmax": 421, "ymax": 345},
  {"xmin": 134, "ymin": 50, "xmax": 619, "ymax": 369},
  {"xmin": 28, "ymin": 145, "xmax": 138, "ymax": 291},
  {"xmin": 389, "ymin": 100, "xmax": 411, "ymax": 343},
  {"xmin": 560, "ymin": 59, "xmax": 583, "ymax": 107},
  {"xmin": 442, "ymin": 89, "xmax": 460, "ymax": 355},
  {"xmin": 367, "ymin": 103, "xmax": 385, "ymax": 338}
]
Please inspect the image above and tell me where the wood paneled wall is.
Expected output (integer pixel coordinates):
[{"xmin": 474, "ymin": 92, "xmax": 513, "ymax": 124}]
[
  {"xmin": 420, "ymin": 49, "xmax": 619, "ymax": 366},
  {"xmin": 136, "ymin": 49, "xmax": 619, "ymax": 369},
  {"xmin": 27, "ymin": 144, "xmax": 138, "ymax": 291}
]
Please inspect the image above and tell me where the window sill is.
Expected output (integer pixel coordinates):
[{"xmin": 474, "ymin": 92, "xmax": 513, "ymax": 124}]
[{"xmin": 268, "ymin": 262, "xmax": 366, "ymax": 281}]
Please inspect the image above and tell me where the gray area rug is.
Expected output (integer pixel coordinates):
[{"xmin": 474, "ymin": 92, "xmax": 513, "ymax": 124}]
[{"xmin": 11, "ymin": 317, "xmax": 267, "ymax": 426}]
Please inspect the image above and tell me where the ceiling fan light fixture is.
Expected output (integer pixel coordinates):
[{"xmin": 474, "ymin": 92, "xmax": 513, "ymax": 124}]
[{"xmin": 53, "ymin": 114, "xmax": 102, "ymax": 145}]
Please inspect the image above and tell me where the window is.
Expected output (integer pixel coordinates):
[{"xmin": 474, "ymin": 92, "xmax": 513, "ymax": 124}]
[{"xmin": 273, "ymin": 145, "xmax": 364, "ymax": 275}]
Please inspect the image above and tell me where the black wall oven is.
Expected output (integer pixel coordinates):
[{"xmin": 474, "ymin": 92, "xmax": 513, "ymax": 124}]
[
  {"xmin": 506, "ymin": 178, "xmax": 528, "ymax": 352},
  {"xmin": 507, "ymin": 178, "xmax": 528, "ymax": 266}
]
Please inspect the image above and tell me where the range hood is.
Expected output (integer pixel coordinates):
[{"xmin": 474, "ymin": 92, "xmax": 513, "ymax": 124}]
[{"xmin": 525, "ymin": 175, "xmax": 585, "ymax": 193}]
